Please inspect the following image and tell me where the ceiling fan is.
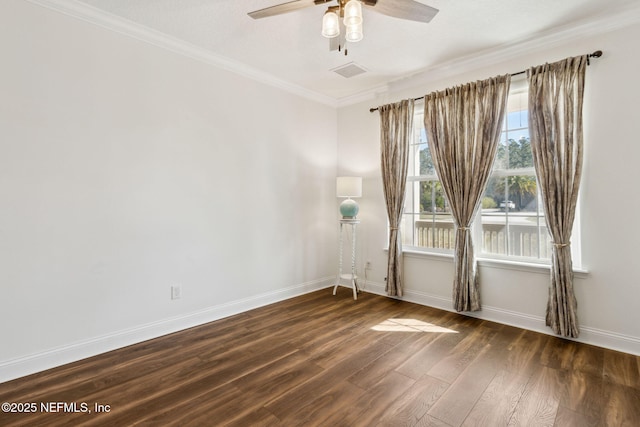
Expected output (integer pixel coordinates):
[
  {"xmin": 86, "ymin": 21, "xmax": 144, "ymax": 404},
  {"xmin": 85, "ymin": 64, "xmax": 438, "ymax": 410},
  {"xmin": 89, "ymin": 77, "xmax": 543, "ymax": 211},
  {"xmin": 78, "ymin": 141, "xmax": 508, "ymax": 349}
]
[{"xmin": 248, "ymin": 0, "xmax": 439, "ymax": 55}]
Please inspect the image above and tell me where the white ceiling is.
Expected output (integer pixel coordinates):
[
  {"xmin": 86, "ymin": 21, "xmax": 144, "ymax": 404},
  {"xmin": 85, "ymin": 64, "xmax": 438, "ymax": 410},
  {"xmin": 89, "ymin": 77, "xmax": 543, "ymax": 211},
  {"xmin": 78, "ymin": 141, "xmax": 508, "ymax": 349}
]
[{"xmin": 69, "ymin": 0, "xmax": 639, "ymax": 103}]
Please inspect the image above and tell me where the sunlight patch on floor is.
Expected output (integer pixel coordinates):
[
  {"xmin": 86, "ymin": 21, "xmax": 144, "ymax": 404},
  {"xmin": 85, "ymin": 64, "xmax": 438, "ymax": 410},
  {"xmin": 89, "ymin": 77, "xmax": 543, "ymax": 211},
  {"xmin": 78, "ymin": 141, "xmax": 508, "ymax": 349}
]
[{"xmin": 371, "ymin": 318, "xmax": 458, "ymax": 333}]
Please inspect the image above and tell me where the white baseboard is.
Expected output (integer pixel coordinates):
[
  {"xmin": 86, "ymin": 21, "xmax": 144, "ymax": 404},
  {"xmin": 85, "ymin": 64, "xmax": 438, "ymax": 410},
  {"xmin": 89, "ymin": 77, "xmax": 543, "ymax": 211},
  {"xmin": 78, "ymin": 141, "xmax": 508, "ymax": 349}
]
[
  {"xmin": 4, "ymin": 277, "xmax": 637, "ymax": 384},
  {"xmin": 363, "ymin": 280, "xmax": 640, "ymax": 356},
  {"xmin": 0, "ymin": 277, "xmax": 332, "ymax": 384}
]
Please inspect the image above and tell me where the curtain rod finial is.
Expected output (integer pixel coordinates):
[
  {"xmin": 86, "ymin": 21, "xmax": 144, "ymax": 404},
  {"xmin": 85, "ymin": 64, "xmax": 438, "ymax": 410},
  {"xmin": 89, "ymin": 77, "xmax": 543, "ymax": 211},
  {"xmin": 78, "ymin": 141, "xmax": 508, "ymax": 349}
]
[{"xmin": 591, "ymin": 50, "xmax": 603, "ymax": 58}]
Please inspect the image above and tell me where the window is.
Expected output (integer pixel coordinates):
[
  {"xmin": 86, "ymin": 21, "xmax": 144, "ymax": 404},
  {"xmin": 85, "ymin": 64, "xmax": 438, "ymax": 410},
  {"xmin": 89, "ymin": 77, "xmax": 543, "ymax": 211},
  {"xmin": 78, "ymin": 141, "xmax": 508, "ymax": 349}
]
[
  {"xmin": 403, "ymin": 122, "xmax": 454, "ymax": 253},
  {"xmin": 479, "ymin": 88, "xmax": 549, "ymax": 261},
  {"xmin": 402, "ymin": 81, "xmax": 581, "ymax": 266}
]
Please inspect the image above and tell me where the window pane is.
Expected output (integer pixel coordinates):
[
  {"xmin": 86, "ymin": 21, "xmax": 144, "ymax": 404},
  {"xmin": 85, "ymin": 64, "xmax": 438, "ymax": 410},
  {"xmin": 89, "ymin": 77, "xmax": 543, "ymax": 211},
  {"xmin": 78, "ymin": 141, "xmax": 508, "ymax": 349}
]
[
  {"xmin": 480, "ymin": 215, "xmax": 507, "ymax": 256},
  {"xmin": 494, "ymin": 134, "xmax": 508, "ymax": 170},
  {"xmin": 480, "ymin": 175, "xmax": 548, "ymax": 260},
  {"xmin": 507, "ymin": 109, "xmax": 528, "ymax": 129},
  {"xmin": 403, "ymin": 181, "xmax": 455, "ymax": 250},
  {"xmin": 504, "ymin": 216, "xmax": 551, "ymax": 258},
  {"xmin": 506, "ymin": 175, "xmax": 537, "ymax": 212},
  {"xmin": 482, "ymin": 213, "xmax": 551, "ymax": 259},
  {"xmin": 404, "ymin": 181, "xmax": 420, "ymax": 215},
  {"xmin": 401, "ymin": 213, "xmax": 415, "ymax": 246},
  {"xmin": 414, "ymin": 215, "xmax": 455, "ymax": 250},
  {"xmin": 483, "ymin": 176, "xmax": 504, "ymax": 208},
  {"xmin": 419, "ymin": 144, "xmax": 435, "ymax": 176},
  {"xmin": 420, "ymin": 180, "xmax": 446, "ymax": 213},
  {"xmin": 408, "ymin": 142, "xmax": 421, "ymax": 177},
  {"xmin": 508, "ymin": 137, "xmax": 533, "ymax": 169}
]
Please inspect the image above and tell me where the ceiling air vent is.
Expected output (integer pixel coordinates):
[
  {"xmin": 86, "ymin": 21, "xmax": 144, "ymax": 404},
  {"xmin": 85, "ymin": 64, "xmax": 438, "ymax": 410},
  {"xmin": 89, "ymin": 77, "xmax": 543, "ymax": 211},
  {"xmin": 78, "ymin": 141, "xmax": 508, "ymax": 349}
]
[{"xmin": 331, "ymin": 62, "xmax": 367, "ymax": 78}]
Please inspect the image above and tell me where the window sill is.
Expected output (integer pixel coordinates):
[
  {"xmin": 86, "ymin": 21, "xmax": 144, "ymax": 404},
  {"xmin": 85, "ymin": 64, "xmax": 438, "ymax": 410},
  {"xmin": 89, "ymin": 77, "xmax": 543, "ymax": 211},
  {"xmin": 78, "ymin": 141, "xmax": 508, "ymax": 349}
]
[{"xmin": 392, "ymin": 247, "xmax": 589, "ymax": 278}]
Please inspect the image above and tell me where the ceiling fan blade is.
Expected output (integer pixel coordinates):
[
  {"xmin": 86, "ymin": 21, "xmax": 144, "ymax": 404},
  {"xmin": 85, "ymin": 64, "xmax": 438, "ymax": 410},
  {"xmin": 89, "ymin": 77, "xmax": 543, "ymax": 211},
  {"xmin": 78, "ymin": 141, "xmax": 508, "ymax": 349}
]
[
  {"xmin": 248, "ymin": 0, "xmax": 332, "ymax": 19},
  {"xmin": 365, "ymin": 0, "xmax": 439, "ymax": 23}
]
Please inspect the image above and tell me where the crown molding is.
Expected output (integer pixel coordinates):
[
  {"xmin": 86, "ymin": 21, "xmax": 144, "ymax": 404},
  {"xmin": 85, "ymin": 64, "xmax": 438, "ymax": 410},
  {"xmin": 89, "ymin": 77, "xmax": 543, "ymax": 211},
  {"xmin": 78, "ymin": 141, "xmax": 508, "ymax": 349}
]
[
  {"xmin": 335, "ymin": 83, "xmax": 390, "ymax": 108},
  {"xmin": 338, "ymin": 3, "xmax": 640, "ymax": 107},
  {"xmin": 24, "ymin": 0, "xmax": 640, "ymax": 110},
  {"xmin": 25, "ymin": 0, "xmax": 338, "ymax": 108}
]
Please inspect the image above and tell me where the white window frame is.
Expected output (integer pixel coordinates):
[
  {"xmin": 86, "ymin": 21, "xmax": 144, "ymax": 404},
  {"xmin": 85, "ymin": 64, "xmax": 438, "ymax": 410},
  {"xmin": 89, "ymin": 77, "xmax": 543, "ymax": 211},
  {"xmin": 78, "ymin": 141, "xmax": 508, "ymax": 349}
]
[{"xmin": 401, "ymin": 79, "xmax": 583, "ymax": 270}]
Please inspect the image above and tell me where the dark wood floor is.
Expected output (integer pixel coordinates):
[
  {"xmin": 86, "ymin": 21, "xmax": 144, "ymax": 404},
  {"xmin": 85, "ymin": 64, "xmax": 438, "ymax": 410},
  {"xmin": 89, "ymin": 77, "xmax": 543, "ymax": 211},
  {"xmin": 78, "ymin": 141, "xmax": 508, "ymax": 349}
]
[{"xmin": 1, "ymin": 289, "xmax": 639, "ymax": 426}]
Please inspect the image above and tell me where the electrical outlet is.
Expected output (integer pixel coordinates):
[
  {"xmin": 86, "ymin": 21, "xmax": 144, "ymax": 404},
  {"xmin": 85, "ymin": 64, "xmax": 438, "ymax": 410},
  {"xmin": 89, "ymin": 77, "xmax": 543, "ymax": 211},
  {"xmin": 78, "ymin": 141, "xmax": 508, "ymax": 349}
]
[{"xmin": 171, "ymin": 284, "xmax": 182, "ymax": 300}]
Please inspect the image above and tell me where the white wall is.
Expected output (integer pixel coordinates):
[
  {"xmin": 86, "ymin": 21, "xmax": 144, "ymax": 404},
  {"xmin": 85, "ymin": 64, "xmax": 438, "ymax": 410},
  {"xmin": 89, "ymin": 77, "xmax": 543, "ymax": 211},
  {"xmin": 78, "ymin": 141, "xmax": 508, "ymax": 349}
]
[
  {"xmin": 2, "ymin": 1, "xmax": 638, "ymax": 385},
  {"xmin": 338, "ymin": 22, "xmax": 640, "ymax": 355},
  {"xmin": 0, "ymin": 0, "xmax": 338, "ymax": 381}
]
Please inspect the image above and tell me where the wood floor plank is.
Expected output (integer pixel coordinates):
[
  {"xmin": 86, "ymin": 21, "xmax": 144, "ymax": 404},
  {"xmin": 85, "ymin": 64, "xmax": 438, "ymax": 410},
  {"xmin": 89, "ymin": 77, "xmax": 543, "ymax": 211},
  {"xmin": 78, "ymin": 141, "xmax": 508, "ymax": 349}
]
[
  {"xmin": 305, "ymin": 327, "xmax": 392, "ymax": 369},
  {"xmin": 540, "ymin": 335, "xmax": 579, "ymax": 369},
  {"xmin": 603, "ymin": 349, "xmax": 640, "ymax": 389},
  {"xmin": 558, "ymin": 370, "xmax": 603, "ymax": 424},
  {"xmin": 263, "ymin": 338, "xmax": 394, "ymax": 420},
  {"xmin": 554, "ymin": 406, "xmax": 596, "ymax": 427},
  {"xmin": 327, "ymin": 371, "xmax": 416, "ymax": 426},
  {"xmin": 0, "ymin": 322, "xmax": 253, "ymax": 403},
  {"xmin": 600, "ymin": 381, "xmax": 640, "ymax": 426},
  {"xmin": 376, "ymin": 374, "xmax": 449, "ymax": 427},
  {"xmin": 275, "ymin": 379, "xmax": 365, "ymax": 426},
  {"xmin": 416, "ymin": 414, "xmax": 455, "ymax": 427},
  {"xmin": 230, "ymin": 350, "xmax": 324, "ymax": 404},
  {"xmin": 347, "ymin": 331, "xmax": 440, "ymax": 390},
  {"xmin": 395, "ymin": 329, "xmax": 468, "ymax": 380},
  {"xmin": 504, "ymin": 329, "xmax": 548, "ymax": 376},
  {"xmin": 34, "ymin": 340, "xmax": 297, "ymax": 426},
  {"xmin": 135, "ymin": 383, "xmax": 246, "ymax": 427},
  {"xmin": 426, "ymin": 344, "xmax": 499, "ymax": 426},
  {"xmin": 223, "ymin": 407, "xmax": 282, "ymax": 427},
  {"xmin": 0, "ymin": 289, "xmax": 638, "ymax": 427},
  {"xmin": 461, "ymin": 369, "xmax": 529, "ymax": 427},
  {"xmin": 133, "ymin": 350, "xmax": 323, "ymax": 426},
  {"xmin": 427, "ymin": 324, "xmax": 498, "ymax": 384},
  {"xmin": 507, "ymin": 366, "xmax": 562, "ymax": 427},
  {"xmin": 563, "ymin": 342, "xmax": 604, "ymax": 377}
]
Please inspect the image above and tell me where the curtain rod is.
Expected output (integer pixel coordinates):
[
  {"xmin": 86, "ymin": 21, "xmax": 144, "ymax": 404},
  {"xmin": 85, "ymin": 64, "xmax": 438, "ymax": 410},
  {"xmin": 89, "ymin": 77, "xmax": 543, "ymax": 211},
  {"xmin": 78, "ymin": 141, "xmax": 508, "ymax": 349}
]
[{"xmin": 368, "ymin": 50, "xmax": 603, "ymax": 113}]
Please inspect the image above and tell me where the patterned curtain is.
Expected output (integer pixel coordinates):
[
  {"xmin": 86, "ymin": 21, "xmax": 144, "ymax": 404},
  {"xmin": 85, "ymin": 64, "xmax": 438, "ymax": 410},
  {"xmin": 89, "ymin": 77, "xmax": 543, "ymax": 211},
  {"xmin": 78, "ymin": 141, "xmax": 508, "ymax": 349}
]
[
  {"xmin": 423, "ymin": 75, "xmax": 511, "ymax": 312},
  {"xmin": 379, "ymin": 99, "xmax": 414, "ymax": 297},
  {"xmin": 528, "ymin": 55, "xmax": 587, "ymax": 338}
]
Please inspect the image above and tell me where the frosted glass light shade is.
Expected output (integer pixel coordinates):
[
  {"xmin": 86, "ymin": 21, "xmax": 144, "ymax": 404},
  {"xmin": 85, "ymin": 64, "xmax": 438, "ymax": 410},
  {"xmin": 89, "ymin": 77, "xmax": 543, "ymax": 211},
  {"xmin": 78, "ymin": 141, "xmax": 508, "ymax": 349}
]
[
  {"xmin": 345, "ymin": 23, "xmax": 363, "ymax": 42},
  {"xmin": 336, "ymin": 176, "xmax": 362, "ymax": 198},
  {"xmin": 322, "ymin": 11, "xmax": 340, "ymax": 38},
  {"xmin": 343, "ymin": 0, "xmax": 363, "ymax": 26}
]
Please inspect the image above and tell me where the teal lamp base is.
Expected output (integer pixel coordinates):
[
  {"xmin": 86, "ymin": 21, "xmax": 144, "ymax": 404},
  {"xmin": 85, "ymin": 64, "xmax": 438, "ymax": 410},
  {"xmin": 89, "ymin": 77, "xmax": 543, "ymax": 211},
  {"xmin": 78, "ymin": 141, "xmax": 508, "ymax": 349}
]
[{"xmin": 340, "ymin": 198, "xmax": 359, "ymax": 219}]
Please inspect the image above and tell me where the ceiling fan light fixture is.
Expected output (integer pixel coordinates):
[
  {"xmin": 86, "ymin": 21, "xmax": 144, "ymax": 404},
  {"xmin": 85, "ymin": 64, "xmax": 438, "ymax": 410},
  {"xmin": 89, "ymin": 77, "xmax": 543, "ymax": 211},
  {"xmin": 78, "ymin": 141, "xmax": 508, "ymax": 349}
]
[
  {"xmin": 321, "ymin": 10, "xmax": 340, "ymax": 38},
  {"xmin": 345, "ymin": 22, "xmax": 363, "ymax": 42},
  {"xmin": 343, "ymin": 0, "xmax": 363, "ymax": 26}
]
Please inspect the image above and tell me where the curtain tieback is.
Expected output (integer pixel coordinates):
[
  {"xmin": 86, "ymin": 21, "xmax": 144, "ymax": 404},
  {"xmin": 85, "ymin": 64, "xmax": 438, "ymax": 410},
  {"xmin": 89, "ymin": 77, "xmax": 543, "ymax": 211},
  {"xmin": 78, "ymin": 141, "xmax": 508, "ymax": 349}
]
[
  {"xmin": 457, "ymin": 226, "xmax": 470, "ymax": 231},
  {"xmin": 389, "ymin": 227, "xmax": 399, "ymax": 231},
  {"xmin": 552, "ymin": 241, "xmax": 571, "ymax": 248}
]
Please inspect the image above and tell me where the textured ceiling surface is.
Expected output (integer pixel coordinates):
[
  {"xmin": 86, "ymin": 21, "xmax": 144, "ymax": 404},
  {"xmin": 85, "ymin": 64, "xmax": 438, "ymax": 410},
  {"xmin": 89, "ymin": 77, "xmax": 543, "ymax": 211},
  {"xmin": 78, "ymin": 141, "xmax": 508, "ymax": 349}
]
[{"xmin": 74, "ymin": 0, "xmax": 639, "ymax": 102}]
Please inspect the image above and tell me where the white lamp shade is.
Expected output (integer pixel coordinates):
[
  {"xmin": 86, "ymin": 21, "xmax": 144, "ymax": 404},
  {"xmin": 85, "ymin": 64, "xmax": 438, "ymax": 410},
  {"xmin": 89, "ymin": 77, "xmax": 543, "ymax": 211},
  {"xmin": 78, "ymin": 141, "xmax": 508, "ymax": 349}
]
[
  {"xmin": 336, "ymin": 176, "xmax": 362, "ymax": 198},
  {"xmin": 345, "ymin": 22, "xmax": 363, "ymax": 42},
  {"xmin": 343, "ymin": 0, "xmax": 363, "ymax": 26},
  {"xmin": 322, "ymin": 11, "xmax": 340, "ymax": 38}
]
